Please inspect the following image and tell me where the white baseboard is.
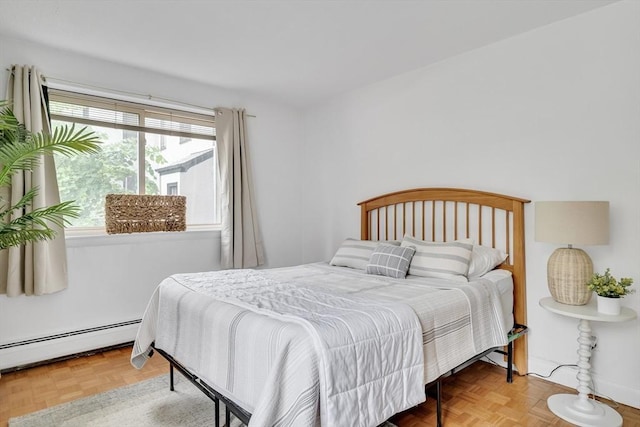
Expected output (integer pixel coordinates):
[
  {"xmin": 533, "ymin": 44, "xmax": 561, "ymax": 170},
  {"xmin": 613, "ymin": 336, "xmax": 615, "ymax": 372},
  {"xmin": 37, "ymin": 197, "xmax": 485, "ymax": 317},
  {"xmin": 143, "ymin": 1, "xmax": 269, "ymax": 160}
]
[
  {"xmin": 527, "ymin": 356, "xmax": 640, "ymax": 409},
  {"xmin": 0, "ymin": 323, "xmax": 139, "ymax": 371}
]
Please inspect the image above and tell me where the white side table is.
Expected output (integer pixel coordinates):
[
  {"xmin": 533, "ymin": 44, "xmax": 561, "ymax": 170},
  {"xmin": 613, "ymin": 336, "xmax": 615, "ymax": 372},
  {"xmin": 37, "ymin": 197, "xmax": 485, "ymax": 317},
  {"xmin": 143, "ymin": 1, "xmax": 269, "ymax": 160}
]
[{"xmin": 539, "ymin": 297, "xmax": 637, "ymax": 427}]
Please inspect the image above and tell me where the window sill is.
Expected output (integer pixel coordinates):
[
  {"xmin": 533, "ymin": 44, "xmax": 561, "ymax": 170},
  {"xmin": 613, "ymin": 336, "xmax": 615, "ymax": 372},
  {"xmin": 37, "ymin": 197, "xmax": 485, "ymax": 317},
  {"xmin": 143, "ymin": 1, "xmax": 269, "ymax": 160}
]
[{"xmin": 65, "ymin": 226, "xmax": 220, "ymax": 248}]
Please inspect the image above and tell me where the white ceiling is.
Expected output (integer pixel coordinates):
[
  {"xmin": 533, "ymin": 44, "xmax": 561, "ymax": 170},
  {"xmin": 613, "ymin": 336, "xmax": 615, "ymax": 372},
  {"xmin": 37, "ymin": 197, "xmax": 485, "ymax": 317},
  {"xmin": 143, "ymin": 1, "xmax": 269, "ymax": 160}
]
[{"xmin": 0, "ymin": 0, "xmax": 616, "ymax": 107}]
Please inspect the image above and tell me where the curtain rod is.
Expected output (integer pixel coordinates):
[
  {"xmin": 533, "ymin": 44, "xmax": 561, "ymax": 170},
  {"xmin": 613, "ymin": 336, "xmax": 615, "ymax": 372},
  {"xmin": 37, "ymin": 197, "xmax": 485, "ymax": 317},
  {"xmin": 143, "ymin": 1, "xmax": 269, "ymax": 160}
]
[{"xmin": 5, "ymin": 68, "xmax": 256, "ymax": 117}]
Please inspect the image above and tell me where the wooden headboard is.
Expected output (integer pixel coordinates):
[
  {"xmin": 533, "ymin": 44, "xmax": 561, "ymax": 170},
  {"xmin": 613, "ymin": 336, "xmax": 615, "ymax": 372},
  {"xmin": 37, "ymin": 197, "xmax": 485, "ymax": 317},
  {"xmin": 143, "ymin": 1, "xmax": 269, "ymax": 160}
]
[{"xmin": 358, "ymin": 187, "xmax": 530, "ymax": 376}]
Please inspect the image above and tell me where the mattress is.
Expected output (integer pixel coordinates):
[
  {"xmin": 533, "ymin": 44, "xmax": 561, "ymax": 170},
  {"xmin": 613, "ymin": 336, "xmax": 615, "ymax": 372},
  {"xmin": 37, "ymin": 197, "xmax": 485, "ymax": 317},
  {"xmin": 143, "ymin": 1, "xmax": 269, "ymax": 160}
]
[{"xmin": 480, "ymin": 268, "xmax": 515, "ymax": 331}]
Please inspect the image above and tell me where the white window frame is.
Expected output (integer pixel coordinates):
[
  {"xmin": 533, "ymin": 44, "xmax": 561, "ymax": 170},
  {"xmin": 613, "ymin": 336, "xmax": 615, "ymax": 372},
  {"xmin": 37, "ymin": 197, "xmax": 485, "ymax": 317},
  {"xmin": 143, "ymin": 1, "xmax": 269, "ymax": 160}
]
[{"xmin": 48, "ymin": 89, "xmax": 220, "ymax": 235}]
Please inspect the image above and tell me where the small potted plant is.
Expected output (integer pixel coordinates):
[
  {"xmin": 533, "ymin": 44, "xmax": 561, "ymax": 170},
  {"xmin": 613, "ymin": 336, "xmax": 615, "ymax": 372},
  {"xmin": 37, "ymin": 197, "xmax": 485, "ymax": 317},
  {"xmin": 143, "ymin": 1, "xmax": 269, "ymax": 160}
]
[{"xmin": 586, "ymin": 268, "xmax": 634, "ymax": 315}]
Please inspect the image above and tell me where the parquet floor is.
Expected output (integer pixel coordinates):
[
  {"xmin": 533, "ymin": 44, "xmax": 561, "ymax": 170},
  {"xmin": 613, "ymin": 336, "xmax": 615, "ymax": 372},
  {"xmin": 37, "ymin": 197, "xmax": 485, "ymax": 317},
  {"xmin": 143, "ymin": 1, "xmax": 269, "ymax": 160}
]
[
  {"xmin": 0, "ymin": 346, "xmax": 167, "ymax": 425},
  {"xmin": 391, "ymin": 362, "xmax": 640, "ymax": 427},
  {"xmin": 0, "ymin": 346, "xmax": 638, "ymax": 426}
]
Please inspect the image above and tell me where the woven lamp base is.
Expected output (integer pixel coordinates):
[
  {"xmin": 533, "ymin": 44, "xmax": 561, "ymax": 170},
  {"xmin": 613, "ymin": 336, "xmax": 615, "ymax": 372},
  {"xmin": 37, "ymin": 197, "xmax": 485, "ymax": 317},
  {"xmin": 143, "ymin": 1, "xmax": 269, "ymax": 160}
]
[{"xmin": 547, "ymin": 247, "xmax": 593, "ymax": 305}]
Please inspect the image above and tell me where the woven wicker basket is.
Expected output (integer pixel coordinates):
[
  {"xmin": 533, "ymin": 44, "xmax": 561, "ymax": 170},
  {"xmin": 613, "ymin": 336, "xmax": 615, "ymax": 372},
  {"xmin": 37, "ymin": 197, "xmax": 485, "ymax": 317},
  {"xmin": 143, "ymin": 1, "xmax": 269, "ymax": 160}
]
[
  {"xmin": 105, "ymin": 194, "xmax": 186, "ymax": 234},
  {"xmin": 547, "ymin": 248, "xmax": 593, "ymax": 305}
]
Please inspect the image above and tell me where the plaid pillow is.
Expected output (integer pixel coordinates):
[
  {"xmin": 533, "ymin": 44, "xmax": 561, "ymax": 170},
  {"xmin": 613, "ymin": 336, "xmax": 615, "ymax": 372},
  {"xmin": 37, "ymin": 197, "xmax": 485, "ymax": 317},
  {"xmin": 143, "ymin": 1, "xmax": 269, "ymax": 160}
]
[{"xmin": 366, "ymin": 244, "xmax": 416, "ymax": 279}]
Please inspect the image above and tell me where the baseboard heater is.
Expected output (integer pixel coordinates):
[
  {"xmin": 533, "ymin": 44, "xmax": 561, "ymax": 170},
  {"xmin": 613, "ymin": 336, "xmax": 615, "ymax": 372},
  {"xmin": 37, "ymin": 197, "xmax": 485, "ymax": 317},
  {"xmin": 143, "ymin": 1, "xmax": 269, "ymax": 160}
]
[
  {"xmin": 0, "ymin": 319, "xmax": 141, "ymax": 350},
  {"xmin": 0, "ymin": 319, "xmax": 141, "ymax": 373}
]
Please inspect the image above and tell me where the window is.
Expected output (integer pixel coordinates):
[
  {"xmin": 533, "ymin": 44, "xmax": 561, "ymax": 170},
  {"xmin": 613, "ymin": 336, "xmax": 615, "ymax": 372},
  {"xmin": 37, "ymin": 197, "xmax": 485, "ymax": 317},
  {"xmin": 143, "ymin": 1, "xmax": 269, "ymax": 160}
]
[
  {"xmin": 166, "ymin": 182, "xmax": 178, "ymax": 195},
  {"xmin": 49, "ymin": 90, "xmax": 219, "ymax": 229}
]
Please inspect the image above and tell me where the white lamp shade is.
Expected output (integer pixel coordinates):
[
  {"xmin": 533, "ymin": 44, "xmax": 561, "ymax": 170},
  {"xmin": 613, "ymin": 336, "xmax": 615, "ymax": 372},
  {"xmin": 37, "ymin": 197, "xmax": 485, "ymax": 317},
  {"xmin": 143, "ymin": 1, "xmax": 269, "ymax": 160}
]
[{"xmin": 535, "ymin": 201, "xmax": 609, "ymax": 246}]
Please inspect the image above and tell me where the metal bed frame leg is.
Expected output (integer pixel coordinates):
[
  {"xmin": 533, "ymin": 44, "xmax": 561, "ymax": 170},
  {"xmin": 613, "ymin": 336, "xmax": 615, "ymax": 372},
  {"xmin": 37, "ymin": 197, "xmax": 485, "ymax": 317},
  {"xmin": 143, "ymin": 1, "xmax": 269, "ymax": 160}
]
[
  {"xmin": 504, "ymin": 323, "xmax": 528, "ymax": 383},
  {"xmin": 436, "ymin": 379, "xmax": 442, "ymax": 427},
  {"xmin": 507, "ymin": 340, "xmax": 514, "ymax": 383},
  {"xmin": 491, "ymin": 324, "xmax": 527, "ymax": 383},
  {"xmin": 168, "ymin": 359, "xmax": 224, "ymax": 427},
  {"xmin": 170, "ymin": 363, "xmax": 175, "ymax": 391},
  {"xmin": 426, "ymin": 379, "xmax": 443, "ymax": 427},
  {"xmin": 419, "ymin": 324, "xmax": 528, "ymax": 426},
  {"xmin": 153, "ymin": 345, "xmax": 251, "ymax": 426}
]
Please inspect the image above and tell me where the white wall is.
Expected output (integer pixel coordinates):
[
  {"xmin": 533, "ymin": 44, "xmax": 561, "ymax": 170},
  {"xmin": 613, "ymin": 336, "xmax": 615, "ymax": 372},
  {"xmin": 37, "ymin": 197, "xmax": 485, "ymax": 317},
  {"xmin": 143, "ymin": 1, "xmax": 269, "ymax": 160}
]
[
  {"xmin": 302, "ymin": 1, "xmax": 640, "ymax": 408},
  {"xmin": 0, "ymin": 35, "xmax": 305, "ymax": 368}
]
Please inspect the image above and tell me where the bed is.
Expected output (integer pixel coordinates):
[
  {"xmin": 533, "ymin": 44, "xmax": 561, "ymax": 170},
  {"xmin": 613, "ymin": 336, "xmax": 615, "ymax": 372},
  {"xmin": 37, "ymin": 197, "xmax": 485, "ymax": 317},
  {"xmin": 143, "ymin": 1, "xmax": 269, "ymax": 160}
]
[{"xmin": 131, "ymin": 187, "xmax": 530, "ymax": 427}]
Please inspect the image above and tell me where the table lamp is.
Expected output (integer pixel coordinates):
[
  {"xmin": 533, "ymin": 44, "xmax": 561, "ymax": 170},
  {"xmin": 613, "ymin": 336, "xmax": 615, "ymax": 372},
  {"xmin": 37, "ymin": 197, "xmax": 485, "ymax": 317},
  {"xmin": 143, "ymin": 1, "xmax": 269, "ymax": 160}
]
[{"xmin": 535, "ymin": 201, "xmax": 609, "ymax": 305}]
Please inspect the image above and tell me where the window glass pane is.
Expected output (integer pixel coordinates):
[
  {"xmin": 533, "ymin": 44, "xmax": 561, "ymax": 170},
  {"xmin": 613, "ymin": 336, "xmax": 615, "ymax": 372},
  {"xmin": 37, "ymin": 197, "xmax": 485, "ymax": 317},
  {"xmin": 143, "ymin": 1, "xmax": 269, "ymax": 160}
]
[
  {"xmin": 146, "ymin": 133, "xmax": 218, "ymax": 225},
  {"xmin": 53, "ymin": 120, "xmax": 140, "ymax": 227}
]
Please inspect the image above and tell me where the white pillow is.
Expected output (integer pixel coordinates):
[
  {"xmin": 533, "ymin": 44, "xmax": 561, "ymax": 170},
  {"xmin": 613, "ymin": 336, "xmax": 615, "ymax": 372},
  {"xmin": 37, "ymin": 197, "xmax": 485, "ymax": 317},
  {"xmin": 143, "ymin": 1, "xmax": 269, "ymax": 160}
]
[
  {"xmin": 468, "ymin": 245, "xmax": 508, "ymax": 278},
  {"xmin": 401, "ymin": 235, "xmax": 473, "ymax": 281},
  {"xmin": 330, "ymin": 238, "xmax": 400, "ymax": 270}
]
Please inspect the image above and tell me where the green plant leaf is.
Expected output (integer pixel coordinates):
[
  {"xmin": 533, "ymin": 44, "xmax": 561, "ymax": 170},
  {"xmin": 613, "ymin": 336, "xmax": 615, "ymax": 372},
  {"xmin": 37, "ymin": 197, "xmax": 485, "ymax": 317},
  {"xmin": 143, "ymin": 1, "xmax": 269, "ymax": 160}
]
[
  {"xmin": 0, "ymin": 117, "xmax": 101, "ymax": 187},
  {"xmin": 0, "ymin": 101, "xmax": 102, "ymax": 250},
  {"xmin": 0, "ymin": 187, "xmax": 37, "ymax": 220},
  {"xmin": 587, "ymin": 268, "xmax": 635, "ymax": 297}
]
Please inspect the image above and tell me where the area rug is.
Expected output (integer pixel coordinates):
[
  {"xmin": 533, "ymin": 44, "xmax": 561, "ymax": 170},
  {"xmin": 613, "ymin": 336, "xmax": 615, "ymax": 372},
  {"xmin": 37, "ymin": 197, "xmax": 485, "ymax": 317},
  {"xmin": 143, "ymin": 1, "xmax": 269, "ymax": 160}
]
[
  {"xmin": 9, "ymin": 375, "xmax": 236, "ymax": 427},
  {"xmin": 9, "ymin": 374, "xmax": 398, "ymax": 426}
]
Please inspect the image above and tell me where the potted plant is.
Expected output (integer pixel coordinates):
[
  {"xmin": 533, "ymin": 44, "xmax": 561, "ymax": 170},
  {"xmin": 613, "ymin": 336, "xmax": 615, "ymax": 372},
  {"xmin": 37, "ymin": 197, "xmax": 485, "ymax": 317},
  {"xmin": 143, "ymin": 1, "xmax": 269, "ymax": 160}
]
[
  {"xmin": 586, "ymin": 268, "xmax": 634, "ymax": 315},
  {"xmin": 0, "ymin": 100, "xmax": 100, "ymax": 249}
]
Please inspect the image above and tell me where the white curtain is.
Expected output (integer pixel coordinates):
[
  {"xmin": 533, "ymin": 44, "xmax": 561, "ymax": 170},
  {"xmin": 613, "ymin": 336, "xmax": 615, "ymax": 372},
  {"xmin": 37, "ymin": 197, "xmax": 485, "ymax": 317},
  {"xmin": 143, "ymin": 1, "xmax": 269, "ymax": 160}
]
[
  {"xmin": 0, "ymin": 65, "xmax": 70, "ymax": 296},
  {"xmin": 215, "ymin": 107, "xmax": 264, "ymax": 269}
]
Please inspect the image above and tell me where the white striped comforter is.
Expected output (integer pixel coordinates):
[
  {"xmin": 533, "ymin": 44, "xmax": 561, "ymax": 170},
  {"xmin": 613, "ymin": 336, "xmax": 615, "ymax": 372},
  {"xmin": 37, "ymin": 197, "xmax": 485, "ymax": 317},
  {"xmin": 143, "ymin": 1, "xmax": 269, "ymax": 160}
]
[{"xmin": 131, "ymin": 263, "xmax": 509, "ymax": 426}]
